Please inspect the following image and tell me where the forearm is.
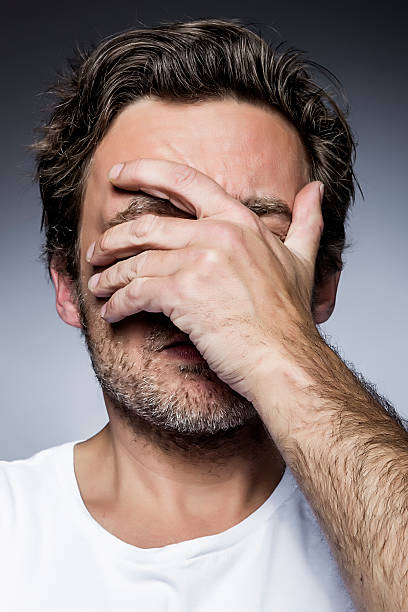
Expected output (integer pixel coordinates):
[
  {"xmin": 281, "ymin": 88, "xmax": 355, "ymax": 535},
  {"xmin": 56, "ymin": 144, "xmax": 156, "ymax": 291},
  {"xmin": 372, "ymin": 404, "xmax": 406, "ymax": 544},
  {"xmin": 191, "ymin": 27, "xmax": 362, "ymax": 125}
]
[{"xmin": 252, "ymin": 326, "xmax": 408, "ymax": 611}]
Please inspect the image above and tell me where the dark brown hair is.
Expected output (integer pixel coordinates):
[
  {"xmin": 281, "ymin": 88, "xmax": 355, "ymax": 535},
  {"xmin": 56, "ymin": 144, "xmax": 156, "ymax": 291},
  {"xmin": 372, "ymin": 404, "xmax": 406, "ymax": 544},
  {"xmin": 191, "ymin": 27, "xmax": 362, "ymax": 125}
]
[{"xmin": 32, "ymin": 18, "xmax": 357, "ymax": 294}]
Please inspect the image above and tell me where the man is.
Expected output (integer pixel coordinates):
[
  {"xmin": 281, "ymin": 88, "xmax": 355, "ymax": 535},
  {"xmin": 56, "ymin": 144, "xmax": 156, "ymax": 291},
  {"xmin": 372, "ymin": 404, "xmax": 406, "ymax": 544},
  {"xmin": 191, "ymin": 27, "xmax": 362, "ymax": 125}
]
[{"xmin": 1, "ymin": 18, "xmax": 407, "ymax": 612}]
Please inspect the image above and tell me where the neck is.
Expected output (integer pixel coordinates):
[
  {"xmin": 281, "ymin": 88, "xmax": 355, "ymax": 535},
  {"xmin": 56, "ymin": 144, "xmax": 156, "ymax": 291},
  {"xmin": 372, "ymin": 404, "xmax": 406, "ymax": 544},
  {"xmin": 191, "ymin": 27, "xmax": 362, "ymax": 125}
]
[{"xmin": 82, "ymin": 399, "xmax": 285, "ymax": 526}]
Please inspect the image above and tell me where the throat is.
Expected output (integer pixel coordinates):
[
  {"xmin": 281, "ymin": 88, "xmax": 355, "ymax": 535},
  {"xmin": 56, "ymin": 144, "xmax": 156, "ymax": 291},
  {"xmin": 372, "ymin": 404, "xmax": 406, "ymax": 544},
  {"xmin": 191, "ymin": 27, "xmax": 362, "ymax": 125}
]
[{"xmin": 73, "ymin": 421, "xmax": 285, "ymax": 549}]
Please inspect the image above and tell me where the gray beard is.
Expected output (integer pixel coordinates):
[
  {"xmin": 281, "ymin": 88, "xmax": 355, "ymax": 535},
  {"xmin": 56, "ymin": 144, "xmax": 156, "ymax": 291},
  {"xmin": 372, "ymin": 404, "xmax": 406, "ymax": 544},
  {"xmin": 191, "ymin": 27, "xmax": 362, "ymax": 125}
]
[{"xmin": 75, "ymin": 283, "xmax": 269, "ymax": 458}]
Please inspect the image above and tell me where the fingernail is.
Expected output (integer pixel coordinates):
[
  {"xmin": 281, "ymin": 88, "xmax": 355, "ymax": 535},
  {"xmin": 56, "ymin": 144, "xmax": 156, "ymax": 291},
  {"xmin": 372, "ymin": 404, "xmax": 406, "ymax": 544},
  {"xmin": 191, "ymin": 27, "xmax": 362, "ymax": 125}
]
[
  {"xmin": 86, "ymin": 242, "xmax": 95, "ymax": 262},
  {"xmin": 109, "ymin": 163, "xmax": 124, "ymax": 181},
  {"xmin": 319, "ymin": 183, "xmax": 325, "ymax": 202},
  {"xmin": 100, "ymin": 304, "xmax": 107, "ymax": 318},
  {"xmin": 88, "ymin": 273, "xmax": 101, "ymax": 291}
]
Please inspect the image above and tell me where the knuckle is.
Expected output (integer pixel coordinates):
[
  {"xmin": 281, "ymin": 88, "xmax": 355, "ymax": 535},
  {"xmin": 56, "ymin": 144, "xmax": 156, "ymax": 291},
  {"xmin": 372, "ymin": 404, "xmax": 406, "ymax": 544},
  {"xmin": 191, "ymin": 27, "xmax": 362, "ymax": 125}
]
[
  {"xmin": 118, "ymin": 260, "xmax": 133, "ymax": 285},
  {"xmin": 212, "ymin": 222, "xmax": 242, "ymax": 248},
  {"xmin": 132, "ymin": 214, "xmax": 159, "ymax": 238},
  {"xmin": 211, "ymin": 222, "xmax": 232, "ymax": 242},
  {"xmin": 109, "ymin": 290, "xmax": 120, "ymax": 309},
  {"xmin": 104, "ymin": 265, "xmax": 115, "ymax": 287},
  {"xmin": 173, "ymin": 164, "xmax": 197, "ymax": 189},
  {"xmin": 99, "ymin": 230, "xmax": 113, "ymax": 252},
  {"xmin": 197, "ymin": 248, "xmax": 221, "ymax": 268},
  {"xmin": 175, "ymin": 269, "xmax": 195, "ymax": 294},
  {"xmin": 127, "ymin": 279, "xmax": 141, "ymax": 302},
  {"xmin": 132, "ymin": 251, "xmax": 148, "ymax": 276}
]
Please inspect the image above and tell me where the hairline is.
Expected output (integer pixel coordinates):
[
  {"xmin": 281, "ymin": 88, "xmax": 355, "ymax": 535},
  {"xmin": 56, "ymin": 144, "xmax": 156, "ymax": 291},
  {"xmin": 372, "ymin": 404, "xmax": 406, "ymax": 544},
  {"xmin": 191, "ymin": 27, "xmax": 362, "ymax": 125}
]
[{"xmin": 71, "ymin": 94, "xmax": 312, "ymax": 278}]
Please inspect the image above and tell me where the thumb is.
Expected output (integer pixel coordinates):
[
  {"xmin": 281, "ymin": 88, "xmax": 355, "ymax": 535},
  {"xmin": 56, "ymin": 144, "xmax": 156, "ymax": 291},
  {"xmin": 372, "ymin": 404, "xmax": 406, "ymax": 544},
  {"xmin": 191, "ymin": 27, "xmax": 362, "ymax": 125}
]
[{"xmin": 284, "ymin": 181, "xmax": 324, "ymax": 267}]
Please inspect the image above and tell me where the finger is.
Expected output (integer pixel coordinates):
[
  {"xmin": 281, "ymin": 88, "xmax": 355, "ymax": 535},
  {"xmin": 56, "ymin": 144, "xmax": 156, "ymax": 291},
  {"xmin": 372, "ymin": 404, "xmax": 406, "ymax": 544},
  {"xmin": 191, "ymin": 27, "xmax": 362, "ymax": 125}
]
[
  {"xmin": 283, "ymin": 181, "xmax": 324, "ymax": 266},
  {"xmin": 88, "ymin": 214, "xmax": 200, "ymax": 267},
  {"xmin": 108, "ymin": 158, "xmax": 245, "ymax": 220},
  {"xmin": 100, "ymin": 276, "xmax": 174, "ymax": 323},
  {"xmin": 88, "ymin": 247, "xmax": 194, "ymax": 297}
]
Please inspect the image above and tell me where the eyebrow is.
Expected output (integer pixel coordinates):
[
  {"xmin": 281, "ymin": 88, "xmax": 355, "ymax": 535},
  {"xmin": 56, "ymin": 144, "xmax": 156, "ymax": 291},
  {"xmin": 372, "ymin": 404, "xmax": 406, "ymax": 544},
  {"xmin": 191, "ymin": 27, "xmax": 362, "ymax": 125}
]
[{"xmin": 102, "ymin": 191, "xmax": 292, "ymax": 232}]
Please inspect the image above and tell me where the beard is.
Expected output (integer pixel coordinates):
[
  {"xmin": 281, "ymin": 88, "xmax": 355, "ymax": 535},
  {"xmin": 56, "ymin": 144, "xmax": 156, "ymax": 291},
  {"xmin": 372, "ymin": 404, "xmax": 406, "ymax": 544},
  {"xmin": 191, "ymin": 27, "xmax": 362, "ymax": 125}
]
[{"xmin": 74, "ymin": 280, "xmax": 269, "ymax": 457}]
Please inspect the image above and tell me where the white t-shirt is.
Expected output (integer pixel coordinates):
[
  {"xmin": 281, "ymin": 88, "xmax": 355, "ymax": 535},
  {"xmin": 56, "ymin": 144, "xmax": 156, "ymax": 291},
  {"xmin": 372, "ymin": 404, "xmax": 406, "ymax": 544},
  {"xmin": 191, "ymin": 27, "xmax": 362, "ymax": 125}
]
[{"xmin": 0, "ymin": 439, "xmax": 356, "ymax": 611}]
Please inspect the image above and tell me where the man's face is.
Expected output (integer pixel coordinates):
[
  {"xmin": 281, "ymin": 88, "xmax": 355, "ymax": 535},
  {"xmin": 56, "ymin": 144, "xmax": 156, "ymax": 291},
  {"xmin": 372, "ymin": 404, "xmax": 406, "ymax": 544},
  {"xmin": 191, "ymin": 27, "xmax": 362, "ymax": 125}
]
[{"xmin": 76, "ymin": 98, "xmax": 309, "ymax": 438}]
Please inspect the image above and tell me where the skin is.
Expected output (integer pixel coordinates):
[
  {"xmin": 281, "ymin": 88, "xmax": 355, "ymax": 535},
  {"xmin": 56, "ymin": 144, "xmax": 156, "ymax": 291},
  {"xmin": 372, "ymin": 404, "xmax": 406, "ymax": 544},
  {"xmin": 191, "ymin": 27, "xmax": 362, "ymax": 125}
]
[
  {"xmin": 51, "ymin": 98, "xmax": 339, "ymax": 547},
  {"xmin": 51, "ymin": 97, "xmax": 408, "ymax": 610}
]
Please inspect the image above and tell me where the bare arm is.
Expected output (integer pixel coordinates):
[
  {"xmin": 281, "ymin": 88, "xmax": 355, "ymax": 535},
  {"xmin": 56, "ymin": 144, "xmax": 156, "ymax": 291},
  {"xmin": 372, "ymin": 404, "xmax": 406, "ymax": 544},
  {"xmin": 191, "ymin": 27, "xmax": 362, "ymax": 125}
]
[
  {"xmin": 252, "ymin": 325, "xmax": 408, "ymax": 611},
  {"xmin": 91, "ymin": 160, "xmax": 407, "ymax": 608}
]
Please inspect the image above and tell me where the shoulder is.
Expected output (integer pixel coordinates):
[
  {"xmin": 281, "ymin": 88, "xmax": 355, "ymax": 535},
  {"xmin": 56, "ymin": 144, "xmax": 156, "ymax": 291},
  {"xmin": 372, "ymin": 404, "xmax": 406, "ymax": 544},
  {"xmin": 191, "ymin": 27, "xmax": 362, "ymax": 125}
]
[{"xmin": 0, "ymin": 442, "xmax": 74, "ymax": 528}]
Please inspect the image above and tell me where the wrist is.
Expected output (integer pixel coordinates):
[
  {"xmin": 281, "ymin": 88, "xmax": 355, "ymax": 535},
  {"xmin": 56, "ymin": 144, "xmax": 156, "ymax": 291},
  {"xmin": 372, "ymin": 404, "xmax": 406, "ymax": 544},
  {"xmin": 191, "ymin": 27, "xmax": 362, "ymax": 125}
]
[{"xmin": 249, "ymin": 327, "xmax": 336, "ymax": 446}]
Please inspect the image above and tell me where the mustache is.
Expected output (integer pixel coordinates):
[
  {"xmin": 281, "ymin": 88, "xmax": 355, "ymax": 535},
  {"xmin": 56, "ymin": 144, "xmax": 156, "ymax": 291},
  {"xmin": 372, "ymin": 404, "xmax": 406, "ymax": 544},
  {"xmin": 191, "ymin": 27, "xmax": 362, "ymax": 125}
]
[
  {"xmin": 77, "ymin": 283, "xmax": 186, "ymax": 351},
  {"xmin": 143, "ymin": 312, "xmax": 183, "ymax": 346},
  {"xmin": 108, "ymin": 310, "xmax": 184, "ymax": 351}
]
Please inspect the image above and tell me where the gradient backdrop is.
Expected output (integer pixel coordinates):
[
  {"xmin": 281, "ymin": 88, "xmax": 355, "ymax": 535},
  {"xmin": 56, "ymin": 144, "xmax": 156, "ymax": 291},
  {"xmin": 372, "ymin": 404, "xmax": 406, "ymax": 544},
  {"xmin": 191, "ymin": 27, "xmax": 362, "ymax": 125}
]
[{"xmin": 1, "ymin": 0, "xmax": 407, "ymax": 460}]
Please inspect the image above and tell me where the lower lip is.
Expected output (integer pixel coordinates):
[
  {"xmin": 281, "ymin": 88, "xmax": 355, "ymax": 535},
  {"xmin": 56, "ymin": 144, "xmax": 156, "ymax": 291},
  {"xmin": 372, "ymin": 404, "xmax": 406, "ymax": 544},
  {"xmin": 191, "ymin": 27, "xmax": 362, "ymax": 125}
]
[{"xmin": 163, "ymin": 343, "xmax": 206, "ymax": 361}]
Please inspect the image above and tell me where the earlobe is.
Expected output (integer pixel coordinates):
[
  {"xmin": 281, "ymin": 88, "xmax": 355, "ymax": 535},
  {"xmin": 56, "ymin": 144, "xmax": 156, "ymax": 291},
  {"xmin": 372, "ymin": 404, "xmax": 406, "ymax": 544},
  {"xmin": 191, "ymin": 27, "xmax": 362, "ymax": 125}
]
[
  {"xmin": 312, "ymin": 269, "xmax": 341, "ymax": 324},
  {"xmin": 50, "ymin": 266, "xmax": 82, "ymax": 329}
]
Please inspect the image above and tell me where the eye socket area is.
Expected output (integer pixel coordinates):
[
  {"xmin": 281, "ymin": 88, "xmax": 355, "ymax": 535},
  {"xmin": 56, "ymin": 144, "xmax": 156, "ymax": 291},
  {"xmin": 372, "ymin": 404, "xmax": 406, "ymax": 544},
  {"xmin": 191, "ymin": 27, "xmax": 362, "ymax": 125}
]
[{"xmin": 259, "ymin": 214, "xmax": 290, "ymax": 242}]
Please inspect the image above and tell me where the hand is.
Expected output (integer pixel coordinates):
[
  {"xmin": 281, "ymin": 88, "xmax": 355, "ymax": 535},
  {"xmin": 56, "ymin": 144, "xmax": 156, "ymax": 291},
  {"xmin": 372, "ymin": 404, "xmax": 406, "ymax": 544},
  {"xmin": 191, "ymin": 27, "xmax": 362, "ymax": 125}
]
[{"xmin": 87, "ymin": 158, "xmax": 324, "ymax": 401}]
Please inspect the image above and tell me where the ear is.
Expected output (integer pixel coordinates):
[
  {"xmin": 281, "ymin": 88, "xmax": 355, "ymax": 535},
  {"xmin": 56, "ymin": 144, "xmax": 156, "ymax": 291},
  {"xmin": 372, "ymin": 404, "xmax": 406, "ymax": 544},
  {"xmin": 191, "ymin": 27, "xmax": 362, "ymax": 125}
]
[
  {"xmin": 50, "ymin": 263, "xmax": 82, "ymax": 329},
  {"xmin": 312, "ymin": 270, "xmax": 341, "ymax": 324}
]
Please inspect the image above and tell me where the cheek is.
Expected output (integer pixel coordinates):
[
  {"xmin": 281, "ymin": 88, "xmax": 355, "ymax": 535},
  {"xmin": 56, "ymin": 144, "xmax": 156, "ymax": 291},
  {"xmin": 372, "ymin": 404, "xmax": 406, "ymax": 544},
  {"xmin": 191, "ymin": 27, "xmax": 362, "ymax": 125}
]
[{"xmin": 84, "ymin": 308, "xmax": 146, "ymax": 369}]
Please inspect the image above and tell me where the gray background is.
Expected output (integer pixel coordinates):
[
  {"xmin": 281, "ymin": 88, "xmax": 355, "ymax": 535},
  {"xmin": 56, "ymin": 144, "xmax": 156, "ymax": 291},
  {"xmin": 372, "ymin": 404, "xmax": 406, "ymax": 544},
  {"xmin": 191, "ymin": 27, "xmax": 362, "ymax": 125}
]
[{"xmin": 1, "ymin": 0, "xmax": 407, "ymax": 460}]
